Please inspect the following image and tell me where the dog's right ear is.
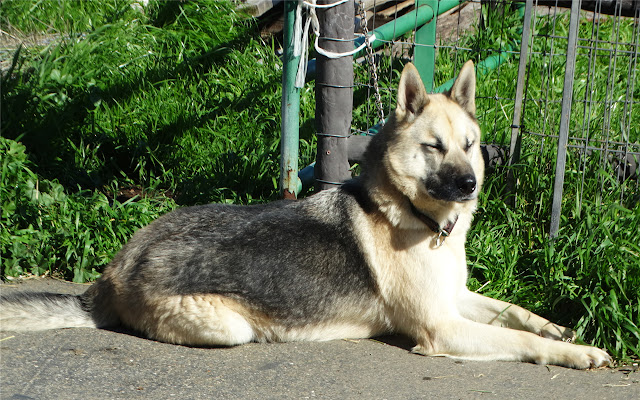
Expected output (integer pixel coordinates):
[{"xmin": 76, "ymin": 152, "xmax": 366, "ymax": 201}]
[
  {"xmin": 449, "ymin": 60, "xmax": 476, "ymax": 116},
  {"xmin": 396, "ymin": 63, "xmax": 429, "ymax": 122}
]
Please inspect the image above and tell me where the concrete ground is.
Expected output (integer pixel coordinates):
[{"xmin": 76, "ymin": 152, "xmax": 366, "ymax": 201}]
[{"xmin": 1, "ymin": 278, "xmax": 638, "ymax": 400}]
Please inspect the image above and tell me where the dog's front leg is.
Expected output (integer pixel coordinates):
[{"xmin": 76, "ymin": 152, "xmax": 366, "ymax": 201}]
[
  {"xmin": 456, "ymin": 290, "xmax": 575, "ymax": 341},
  {"xmin": 411, "ymin": 317, "xmax": 611, "ymax": 369}
]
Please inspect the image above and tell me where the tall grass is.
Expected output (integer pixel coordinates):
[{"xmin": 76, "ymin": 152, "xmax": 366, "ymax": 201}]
[
  {"xmin": 1, "ymin": 1, "xmax": 637, "ymax": 361},
  {"xmin": 0, "ymin": 137, "xmax": 176, "ymax": 282},
  {"xmin": 1, "ymin": 0, "xmax": 316, "ymax": 204}
]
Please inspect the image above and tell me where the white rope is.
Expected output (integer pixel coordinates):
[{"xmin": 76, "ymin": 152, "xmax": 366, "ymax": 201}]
[
  {"xmin": 314, "ymin": 33, "xmax": 375, "ymax": 59},
  {"xmin": 302, "ymin": 0, "xmax": 350, "ymax": 8},
  {"xmin": 293, "ymin": 0, "xmax": 315, "ymax": 87},
  {"xmin": 294, "ymin": 14, "xmax": 312, "ymax": 87},
  {"xmin": 293, "ymin": 0, "xmax": 376, "ymax": 87},
  {"xmin": 293, "ymin": 1, "xmax": 304, "ymax": 57}
]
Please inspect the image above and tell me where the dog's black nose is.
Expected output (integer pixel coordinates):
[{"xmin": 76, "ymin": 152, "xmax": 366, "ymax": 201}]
[{"xmin": 456, "ymin": 174, "xmax": 477, "ymax": 195}]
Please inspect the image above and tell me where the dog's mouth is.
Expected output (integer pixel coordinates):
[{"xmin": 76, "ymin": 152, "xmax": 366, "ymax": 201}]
[
  {"xmin": 426, "ymin": 188, "xmax": 477, "ymax": 203},
  {"xmin": 424, "ymin": 173, "xmax": 478, "ymax": 203}
]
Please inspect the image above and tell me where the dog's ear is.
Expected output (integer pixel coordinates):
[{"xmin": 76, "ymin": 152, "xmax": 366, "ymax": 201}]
[
  {"xmin": 396, "ymin": 63, "xmax": 429, "ymax": 121},
  {"xmin": 450, "ymin": 60, "xmax": 476, "ymax": 116}
]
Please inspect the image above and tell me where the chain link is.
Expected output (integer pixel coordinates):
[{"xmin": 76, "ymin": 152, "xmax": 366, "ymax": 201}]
[{"xmin": 358, "ymin": 0, "xmax": 385, "ymax": 126}]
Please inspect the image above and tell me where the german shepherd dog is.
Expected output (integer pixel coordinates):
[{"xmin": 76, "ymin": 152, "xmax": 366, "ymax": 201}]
[{"xmin": 0, "ymin": 61, "xmax": 611, "ymax": 369}]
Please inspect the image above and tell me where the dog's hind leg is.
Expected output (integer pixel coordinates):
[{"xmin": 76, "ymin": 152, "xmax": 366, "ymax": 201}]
[
  {"xmin": 125, "ymin": 294, "xmax": 257, "ymax": 346},
  {"xmin": 412, "ymin": 317, "xmax": 611, "ymax": 369},
  {"xmin": 456, "ymin": 290, "xmax": 576, "ymax": 342}
]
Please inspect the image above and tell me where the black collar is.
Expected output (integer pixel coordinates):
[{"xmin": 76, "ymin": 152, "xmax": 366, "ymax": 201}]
[{"xmin": 409, "ymin": 202, "xmax": 458, "ymax": 238}]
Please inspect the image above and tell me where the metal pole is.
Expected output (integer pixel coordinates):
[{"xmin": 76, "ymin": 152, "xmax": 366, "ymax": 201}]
[
  {"xmin": 509, "ymin": 0, "xmax": 533, "ymax": 165},
  {"xmin": 506, "ymin": 0, "xmax": 533, "ymax": 205},
  {"xmin": 352, "ymin": 0, "xmax": 462, "ymax": 59},
  {"xmin": 280, "ymin": 0, "xmax": 302, "ymax": 199},
  {"xmin": 414, "ymin": 0, "xmax": 439, "ymax": 92},
  {"xmin": 550, "ymin": 0, "xmax": 581, "ymax": 239},
  {"xmin": 315, "ymin": 0, "xmax": 354, "ymax": 191}
]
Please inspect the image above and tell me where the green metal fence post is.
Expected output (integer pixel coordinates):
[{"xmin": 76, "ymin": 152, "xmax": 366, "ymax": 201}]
[
  {"xmin": 414, "ymin": 0, "xmax": 439, "ymax": 92},
  {"xmin": 280, "ymin": 0, "xmax": 302, "ymax": 199}
]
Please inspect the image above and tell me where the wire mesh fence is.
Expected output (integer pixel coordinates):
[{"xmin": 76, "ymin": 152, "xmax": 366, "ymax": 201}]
[{"xmin": 347, "ymin": 0, "xmax": 639, "ymax": 236}]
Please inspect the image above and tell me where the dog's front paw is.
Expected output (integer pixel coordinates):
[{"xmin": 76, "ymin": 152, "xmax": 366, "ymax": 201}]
[
  {"xmin": 568, "ymin": 345, "xmax": 612, "ymax": 369},
  {"xmin": 540, "ymin": 322, "xmax": 576, "ymax": 342},
  {"xmin": 548, "ymin": 344, "xmax": 612, "ymax": 369}
]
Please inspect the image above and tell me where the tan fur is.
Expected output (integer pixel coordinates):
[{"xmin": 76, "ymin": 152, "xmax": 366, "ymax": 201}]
[
  {"xmin": 112, "ymin": 61, "xmax": 610, "ymax": 368},
  {"xmin": 353, "ymin": 61, "xmax": 610, "ymax": 369},
  {"xmin": 120, "ymin": 291, "xmax": 389, "ymax": 346}
]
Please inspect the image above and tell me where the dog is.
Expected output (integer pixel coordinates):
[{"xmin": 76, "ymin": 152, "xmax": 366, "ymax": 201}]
[{"xmin": 0, "ymin": 61, "xmax": 611, "ymax": 369}]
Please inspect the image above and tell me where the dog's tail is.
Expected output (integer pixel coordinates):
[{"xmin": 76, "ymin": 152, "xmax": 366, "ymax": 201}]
[{"xmin": 0, "ymin": 292, "xmax": 96, "ymax": 331}]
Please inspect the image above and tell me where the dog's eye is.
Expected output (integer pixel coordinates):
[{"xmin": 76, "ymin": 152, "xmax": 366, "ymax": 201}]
[
  {"xmin": 421, "ymin": 141, "xmax": 444, "ymax": 152},
  {"xmin": 464, "ymin": 140, "xmax": 474, "ymax": 152}
]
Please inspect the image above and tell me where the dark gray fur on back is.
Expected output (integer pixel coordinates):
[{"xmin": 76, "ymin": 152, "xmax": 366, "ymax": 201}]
[{"xmin": 93, "ymin": 181, "xmax": 377, "ymax": 326}]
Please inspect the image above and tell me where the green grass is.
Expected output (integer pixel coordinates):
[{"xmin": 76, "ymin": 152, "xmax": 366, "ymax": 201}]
[
  {"xmin": 1, "ymin": 137, "xmax": 176, "ymax": 282},
  {"xmin": 468, "ymin": 159, "xmax": 640, "ymax": 361},
  {"xmin": 1, "ymin": 1, "xmax": 638, "ymax": 361},
  {"xmin": 1, "ymin": 0, "xmax": 317, "ymax": 204}
]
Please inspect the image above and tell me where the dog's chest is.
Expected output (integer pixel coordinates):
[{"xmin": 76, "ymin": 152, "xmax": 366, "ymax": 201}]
[{"xmin": 363, "ymin": 228, "xmax": 469, "ymax": 299}]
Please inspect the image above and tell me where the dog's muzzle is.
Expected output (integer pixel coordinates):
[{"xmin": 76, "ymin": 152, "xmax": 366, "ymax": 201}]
[{"xmin": 425, "ymin": 170, "xmax": 478, "ymax": 202}]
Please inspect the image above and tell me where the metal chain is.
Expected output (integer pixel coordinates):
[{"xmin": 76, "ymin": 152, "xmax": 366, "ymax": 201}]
[{"xmin": 358, "ymin": 0, "xmax": 385, "ymax": 126}]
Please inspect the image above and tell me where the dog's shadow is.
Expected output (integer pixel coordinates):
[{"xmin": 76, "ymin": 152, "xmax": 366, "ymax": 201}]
[
  {"xmin": 104, "ymin": 325, "xmax": 417, "ymax": 352},
  {"xmin": 369, "ymin": 334, "xmax": 415, "ymax": 351},
  {"xmin": 103, "ymin": 326, "xmax": 236, "ymax": 349}
]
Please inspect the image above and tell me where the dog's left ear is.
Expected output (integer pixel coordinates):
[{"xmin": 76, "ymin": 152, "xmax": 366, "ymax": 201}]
[
  {"xmin": 396, "ymin": 63, "xmax": 429, "ymax": 121},
  {"xmin": 450, "ymin": 60, "xmax": 476, "ymax": 116}
]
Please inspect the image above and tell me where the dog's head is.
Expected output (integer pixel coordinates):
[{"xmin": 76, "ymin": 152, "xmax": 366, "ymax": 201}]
[{"xmin": 376, "ymin": 61, "xmax": 484, "ymax": 210}]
